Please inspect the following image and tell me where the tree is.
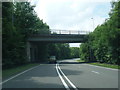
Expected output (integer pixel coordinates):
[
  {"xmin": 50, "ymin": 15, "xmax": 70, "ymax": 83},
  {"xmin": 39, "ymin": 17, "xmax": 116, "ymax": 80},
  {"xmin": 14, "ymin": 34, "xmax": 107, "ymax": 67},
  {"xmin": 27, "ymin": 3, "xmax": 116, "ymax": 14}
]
[
  {"xmin": 70, "ymin": 47, "xmax": 80, "ymax": 58},
  {"xmin": 79, "ymin": 0, "xmax": 120, "ymax": 64},
  {"xmin": 2, "ymin": 2, "xmax": 50, "ymax": 68},
  {"xmin": 48, "ymin": 43, "xmax": 71, "ymax": 60}
]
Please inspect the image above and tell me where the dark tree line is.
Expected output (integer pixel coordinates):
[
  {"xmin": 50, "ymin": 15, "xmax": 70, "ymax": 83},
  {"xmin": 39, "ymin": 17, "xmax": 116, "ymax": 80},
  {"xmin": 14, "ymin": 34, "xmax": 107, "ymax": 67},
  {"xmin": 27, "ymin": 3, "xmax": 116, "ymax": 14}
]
[
  {"xmin": 48, "ymin": 43, "xmax": 71, "ymax": 60},
  {"xmin": 2, "ymin": 2, "xmax": 50, "ymax": 68},
  {"xmin": 80, "ymin": 1, "xmax": 120, "ymax": 65},
  {"xmin": 2, "ymin": 2, "xmax": 79, "ymax": 69}
]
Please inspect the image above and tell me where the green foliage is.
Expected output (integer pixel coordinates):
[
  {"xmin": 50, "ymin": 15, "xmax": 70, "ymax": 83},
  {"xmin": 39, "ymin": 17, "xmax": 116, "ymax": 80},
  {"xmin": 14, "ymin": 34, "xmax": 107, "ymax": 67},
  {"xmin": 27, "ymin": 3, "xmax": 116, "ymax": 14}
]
[
  {"xmin": 89, "ymin": 62, "xmax": 119, "ymax": 69},
  {"xmin": 48, "ymin": 43, "xmax": 71, "ymax": 60},
  {"xmin": 48, "ymin": 44, "xmax": 81, "ymax": 60},
  {"xmin": 2, "ymin": 2, "xmax": 50, "ymax": 68},
  {"xmin": 70, "ymin": 47, "xmax": 80, "ymax": 58},
  {"xmin": 79, "ymin": 1, "xmax": 120, "ymax": 65},
  {"xmin": 79, "ymin": 43, "xmax": 89, "ymax": 62}
]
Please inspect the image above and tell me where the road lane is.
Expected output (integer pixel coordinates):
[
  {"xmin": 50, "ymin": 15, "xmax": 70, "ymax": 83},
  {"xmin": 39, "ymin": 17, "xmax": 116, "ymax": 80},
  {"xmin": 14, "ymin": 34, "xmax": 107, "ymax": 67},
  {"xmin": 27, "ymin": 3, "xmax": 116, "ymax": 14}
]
[
  {"xmin": 3, "ymin": 64, "xmax": 64, "ymax": 88},
  {"xmin": 59, "ymin": 59, "xmax": 118, "ymax": 88},
  {"xmin": 2, "ymin": 58, "xmax": 119, "ymax": 89}
]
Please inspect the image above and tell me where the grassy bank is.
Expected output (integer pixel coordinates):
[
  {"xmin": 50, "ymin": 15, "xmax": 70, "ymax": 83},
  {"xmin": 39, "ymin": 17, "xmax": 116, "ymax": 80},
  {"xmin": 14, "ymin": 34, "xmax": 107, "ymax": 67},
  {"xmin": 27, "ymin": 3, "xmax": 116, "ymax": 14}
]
[
  {"xmin": 89, "ymin": 62, "xmax": 119, "ymax": 69},
  {"xmin": 77, "ymin": 60, "xmax": 85, "ymax": 62},
  {"xmin": 77, "ymin": 60, "xmax": 119, "ymax": 69},
  {"xmin": 3, "ymin": 63, "xmax": 40, "ymax": 79}
]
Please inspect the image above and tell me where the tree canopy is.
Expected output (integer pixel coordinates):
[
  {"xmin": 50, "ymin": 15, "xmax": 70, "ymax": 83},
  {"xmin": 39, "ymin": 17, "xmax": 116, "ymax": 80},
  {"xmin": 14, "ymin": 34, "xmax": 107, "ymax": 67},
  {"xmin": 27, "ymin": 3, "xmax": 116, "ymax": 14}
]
[
  {"xmin": 2, "ymin": 2, "xmax": 50, "ymax": 68},
  {"xmin": 79, "ymin": 1, "xmax": 120, "ymax": 65}
]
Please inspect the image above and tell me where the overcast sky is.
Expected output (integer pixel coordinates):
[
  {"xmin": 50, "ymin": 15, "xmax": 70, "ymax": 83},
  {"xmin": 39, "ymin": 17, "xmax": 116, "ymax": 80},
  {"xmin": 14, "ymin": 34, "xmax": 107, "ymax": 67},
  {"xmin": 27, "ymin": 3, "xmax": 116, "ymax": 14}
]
[{"xmin": 30, "ymin": 0, "xmax": 113, "ymax": 47}]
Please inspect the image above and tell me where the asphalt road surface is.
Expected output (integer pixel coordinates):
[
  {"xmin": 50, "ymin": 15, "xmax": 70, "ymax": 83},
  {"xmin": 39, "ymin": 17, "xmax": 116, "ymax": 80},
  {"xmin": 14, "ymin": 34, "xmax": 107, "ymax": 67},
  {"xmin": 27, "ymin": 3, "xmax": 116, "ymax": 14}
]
[{"xmin": 2, "ymin": 58, "xmax": 119, "ymax": 89}]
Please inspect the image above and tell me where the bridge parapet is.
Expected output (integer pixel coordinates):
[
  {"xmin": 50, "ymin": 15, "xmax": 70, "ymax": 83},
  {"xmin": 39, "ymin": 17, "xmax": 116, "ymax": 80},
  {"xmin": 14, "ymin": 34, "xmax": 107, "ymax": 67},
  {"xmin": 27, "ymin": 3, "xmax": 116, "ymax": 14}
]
[
  {"xmin": 50, "ymin": 29, "xmax": 90, "ymax": 34},
  {"xmin": 27, "ymin": 29, "xmax": 90, "ymax": 43}
]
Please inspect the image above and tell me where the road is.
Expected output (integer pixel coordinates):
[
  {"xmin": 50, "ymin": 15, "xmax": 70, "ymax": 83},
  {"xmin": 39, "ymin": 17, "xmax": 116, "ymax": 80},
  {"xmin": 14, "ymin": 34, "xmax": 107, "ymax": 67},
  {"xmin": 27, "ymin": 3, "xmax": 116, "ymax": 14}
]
[{"xmin": 2, "ymin": 58, "xmax": 119, "ymax": 89}]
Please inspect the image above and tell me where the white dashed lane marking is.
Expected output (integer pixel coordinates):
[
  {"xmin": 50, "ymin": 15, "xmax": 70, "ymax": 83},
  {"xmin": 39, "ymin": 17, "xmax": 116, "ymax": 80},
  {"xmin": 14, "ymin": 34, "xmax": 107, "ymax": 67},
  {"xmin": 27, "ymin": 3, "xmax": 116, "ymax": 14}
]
[{"xmin": 91, "ymin": 71, "xmax": 100, "ymax": 74}]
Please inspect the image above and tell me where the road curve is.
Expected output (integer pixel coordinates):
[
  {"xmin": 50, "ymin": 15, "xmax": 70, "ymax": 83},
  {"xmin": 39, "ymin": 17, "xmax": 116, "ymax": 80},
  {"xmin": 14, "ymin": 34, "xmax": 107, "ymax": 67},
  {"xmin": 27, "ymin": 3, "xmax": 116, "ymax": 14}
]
[{"xmin": 2, "ymin": 58, "xmax": 119, "ymax": 90}]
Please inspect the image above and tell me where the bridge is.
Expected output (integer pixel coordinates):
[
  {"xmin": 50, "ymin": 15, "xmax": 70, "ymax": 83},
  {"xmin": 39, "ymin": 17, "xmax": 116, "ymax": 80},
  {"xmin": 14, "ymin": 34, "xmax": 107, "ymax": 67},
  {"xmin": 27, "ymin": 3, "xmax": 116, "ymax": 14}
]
[
  {"xmin": 27, "ymin": 29, "xmax": 90, "ymax": 62},
  {"xmin": 28, "ymin": 34, "xmax": 88, "ymax": 43},
  {"xmin": 28, "ymin": 29, "xmax": 90, "ymax": 43}
]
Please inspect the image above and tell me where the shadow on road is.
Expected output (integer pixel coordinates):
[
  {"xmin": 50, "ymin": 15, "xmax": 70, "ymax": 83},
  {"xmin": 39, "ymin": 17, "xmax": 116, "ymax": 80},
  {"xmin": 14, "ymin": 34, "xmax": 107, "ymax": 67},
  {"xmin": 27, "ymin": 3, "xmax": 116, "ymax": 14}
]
[
  {"xmin": 25, "ymin": 64, "xmax": 83, "ymax": 78},
  {"xmin": 2, "ymin": 78, "xmax": 65, "ymax": 88},
  {"xmin": 59, "ymin": 61, "xmax": 97, "ymax": 64}
]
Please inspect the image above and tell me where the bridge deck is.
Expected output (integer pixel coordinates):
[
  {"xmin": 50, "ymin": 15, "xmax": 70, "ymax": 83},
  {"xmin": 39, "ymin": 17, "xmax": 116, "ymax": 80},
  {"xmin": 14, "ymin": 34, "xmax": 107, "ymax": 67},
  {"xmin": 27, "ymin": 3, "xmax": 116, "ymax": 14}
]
[{"xmin": 28, "ymin": 34, "xmax": 88, "ymax": 43}]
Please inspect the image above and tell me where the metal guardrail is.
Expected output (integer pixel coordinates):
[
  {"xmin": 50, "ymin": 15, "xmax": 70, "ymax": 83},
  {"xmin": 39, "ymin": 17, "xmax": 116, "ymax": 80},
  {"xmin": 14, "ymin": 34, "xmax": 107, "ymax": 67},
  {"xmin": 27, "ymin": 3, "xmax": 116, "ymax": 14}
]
[{"xmin": 50, "ymin": 29, "xmax": 90, "ymax": 34}]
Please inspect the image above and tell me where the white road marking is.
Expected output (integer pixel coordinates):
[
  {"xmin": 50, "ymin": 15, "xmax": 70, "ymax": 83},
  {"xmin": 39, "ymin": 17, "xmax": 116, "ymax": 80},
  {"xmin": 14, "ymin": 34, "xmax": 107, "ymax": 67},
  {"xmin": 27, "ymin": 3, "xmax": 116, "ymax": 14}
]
[
  {"xmin": 91, "ymin": 71, "xmax": 100, "ymax": 74},
  {"xmin": 56, "ymin": 64, "xmax": 70, "ymax": 90},
  {"xmin": 85, "ymin": 64, "xmax": 118, "ymax": 71},
  {"xmin": 57, "ymin": 63, "xmax": 78, "ymax": 90},
  {"xmin": 1, "ymin": 64, "xmax": 41, "ymax": 85},
  {"xmin": 57, "ymin": 62, "xmax": 78, "ymax": 90}
]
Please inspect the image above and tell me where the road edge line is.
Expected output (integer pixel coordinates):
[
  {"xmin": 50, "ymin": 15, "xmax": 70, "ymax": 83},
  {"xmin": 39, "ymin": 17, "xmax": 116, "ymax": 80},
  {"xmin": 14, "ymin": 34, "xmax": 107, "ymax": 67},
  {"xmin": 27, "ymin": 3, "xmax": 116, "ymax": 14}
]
[{"xmin": 1, "ymin": 64, "xmax": 41, "ymax": 85}]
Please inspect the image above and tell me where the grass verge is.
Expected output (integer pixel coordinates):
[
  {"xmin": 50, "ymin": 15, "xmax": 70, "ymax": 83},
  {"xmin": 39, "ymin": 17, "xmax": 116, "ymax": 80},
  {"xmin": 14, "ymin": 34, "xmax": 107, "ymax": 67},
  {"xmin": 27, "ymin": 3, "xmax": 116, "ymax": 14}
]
[
  {"xmin": 77, "ymin": 60, "xmax": 85, "ymax": 62},
  {"xmin": 2, "ymin": 63, "xmax": 40, "ymax": 79},
  {"xmin": 89, "ymin": 62, "xmax": 119, "ymax": 69},
  {"xmin": 77, "ymin": 60, "xmax": 119, "ymax": 69}
]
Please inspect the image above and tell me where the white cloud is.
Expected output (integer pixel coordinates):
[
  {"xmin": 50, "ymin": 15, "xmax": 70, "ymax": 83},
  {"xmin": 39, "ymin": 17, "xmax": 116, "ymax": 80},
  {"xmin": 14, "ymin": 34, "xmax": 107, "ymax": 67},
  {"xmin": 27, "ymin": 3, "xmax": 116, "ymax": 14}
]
[
  {"xmin": 30, "ymin": 0, "xmax": 112, "ymax": 47},
  {"xmin": 35, "ymin": 1, "xmax": 110, "ymax": 30}
]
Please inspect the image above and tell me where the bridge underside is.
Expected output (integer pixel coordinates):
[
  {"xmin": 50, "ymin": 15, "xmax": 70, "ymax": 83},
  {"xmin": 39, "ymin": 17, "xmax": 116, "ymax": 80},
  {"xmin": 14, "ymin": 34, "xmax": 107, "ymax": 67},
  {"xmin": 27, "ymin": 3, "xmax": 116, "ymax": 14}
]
[{"xmin": 27, "ymin": 34, "xmax": 88, "ymax": 62}]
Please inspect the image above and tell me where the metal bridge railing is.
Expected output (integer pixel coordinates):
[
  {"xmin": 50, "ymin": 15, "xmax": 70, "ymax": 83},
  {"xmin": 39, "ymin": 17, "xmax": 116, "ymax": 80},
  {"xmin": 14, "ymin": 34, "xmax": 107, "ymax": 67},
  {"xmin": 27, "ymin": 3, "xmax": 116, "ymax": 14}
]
[{"xmin": 50, "ymin": 29, "xmax": 90, "ymax": 34}]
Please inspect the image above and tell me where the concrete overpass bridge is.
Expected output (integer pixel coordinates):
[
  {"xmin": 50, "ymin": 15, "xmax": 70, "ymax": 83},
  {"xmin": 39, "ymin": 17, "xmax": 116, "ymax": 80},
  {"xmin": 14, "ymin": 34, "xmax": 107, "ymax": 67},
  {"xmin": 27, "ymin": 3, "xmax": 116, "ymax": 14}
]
[
  {"xmin": 27, "ymin": 30, "xmax": 90, "ymax": 62},
  {"xmin": 28, "ymin": 34, "xmax": 88, "ymax": 43},
  {"xmin": 28, "ymin": 29, "xmax": 90, "ymax": 43}
]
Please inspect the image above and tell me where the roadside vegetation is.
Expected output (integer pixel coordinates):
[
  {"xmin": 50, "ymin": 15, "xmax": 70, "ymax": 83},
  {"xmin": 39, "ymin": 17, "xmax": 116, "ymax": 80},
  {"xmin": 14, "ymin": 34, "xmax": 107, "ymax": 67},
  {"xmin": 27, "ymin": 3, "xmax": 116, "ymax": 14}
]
[
  {"xmin": 77, "ymin": 60, "xmax": 85, "ymax": 63},
  {"xmin": 77, "ymin": 59, "xmax": 119, "ymax": 69},
  {"xmin": 79, "ymin": 1, "xmax": 120, "ymax": 66},
  {"xmin": 89, "ymin": 62, "xmax": 120, "ymax": 69},
  {"xmin": 2, "ymin": 2, "xmax": 50, "ymax": 69}
]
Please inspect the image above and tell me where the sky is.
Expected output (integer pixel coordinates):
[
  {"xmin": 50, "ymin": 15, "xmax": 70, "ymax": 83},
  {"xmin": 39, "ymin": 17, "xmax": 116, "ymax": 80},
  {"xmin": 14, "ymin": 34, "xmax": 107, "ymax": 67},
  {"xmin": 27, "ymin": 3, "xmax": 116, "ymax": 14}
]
[{"xmin": 30, "ymin": 0, "xmax": 113, "ymax": 47}]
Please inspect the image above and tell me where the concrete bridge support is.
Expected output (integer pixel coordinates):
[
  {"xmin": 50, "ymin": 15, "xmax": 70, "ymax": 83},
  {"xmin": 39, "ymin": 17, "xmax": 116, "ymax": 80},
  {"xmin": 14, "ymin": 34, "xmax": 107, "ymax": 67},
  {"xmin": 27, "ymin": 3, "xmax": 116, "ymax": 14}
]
[
  {"xmin": 27, "ymin": 42, "xmax": 47, "ymax": 62},
  {"xmin": 27, "ymin": 42, "xmax": 31, "ymax": 62},
  {"xmin": 27, "ymin": 42, "xmax": 39, "ymax": 62}
]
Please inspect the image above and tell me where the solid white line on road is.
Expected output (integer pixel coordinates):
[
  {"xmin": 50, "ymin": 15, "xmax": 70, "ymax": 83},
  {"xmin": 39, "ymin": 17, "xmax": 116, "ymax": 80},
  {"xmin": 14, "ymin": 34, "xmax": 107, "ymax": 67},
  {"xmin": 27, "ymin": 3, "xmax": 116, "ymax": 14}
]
[
  {"xmin": 0, "ymin": 64, "xmax": 41, "ymax": 85},
  {"xmin": 91, "ymin": 71, "xmax": 100, "ymax": 74},
  {"xmin": 85, "ymin": 64, "xmax": 118, "ymax": 71},
  {"xmin": 56, "ymin": 64, "xmax": 70, "ymax": 90},
  {"xmin": 57, "ymin": 63, "xmax": 78, "ymax": 90}
]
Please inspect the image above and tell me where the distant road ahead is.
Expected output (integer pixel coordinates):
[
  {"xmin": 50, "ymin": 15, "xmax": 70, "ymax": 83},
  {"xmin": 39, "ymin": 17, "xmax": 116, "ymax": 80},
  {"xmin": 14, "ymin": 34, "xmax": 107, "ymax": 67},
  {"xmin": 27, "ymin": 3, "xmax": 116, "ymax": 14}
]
[{"xmin": 2, "ymin": 58, "xmax": 118, "ymax": 89}]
